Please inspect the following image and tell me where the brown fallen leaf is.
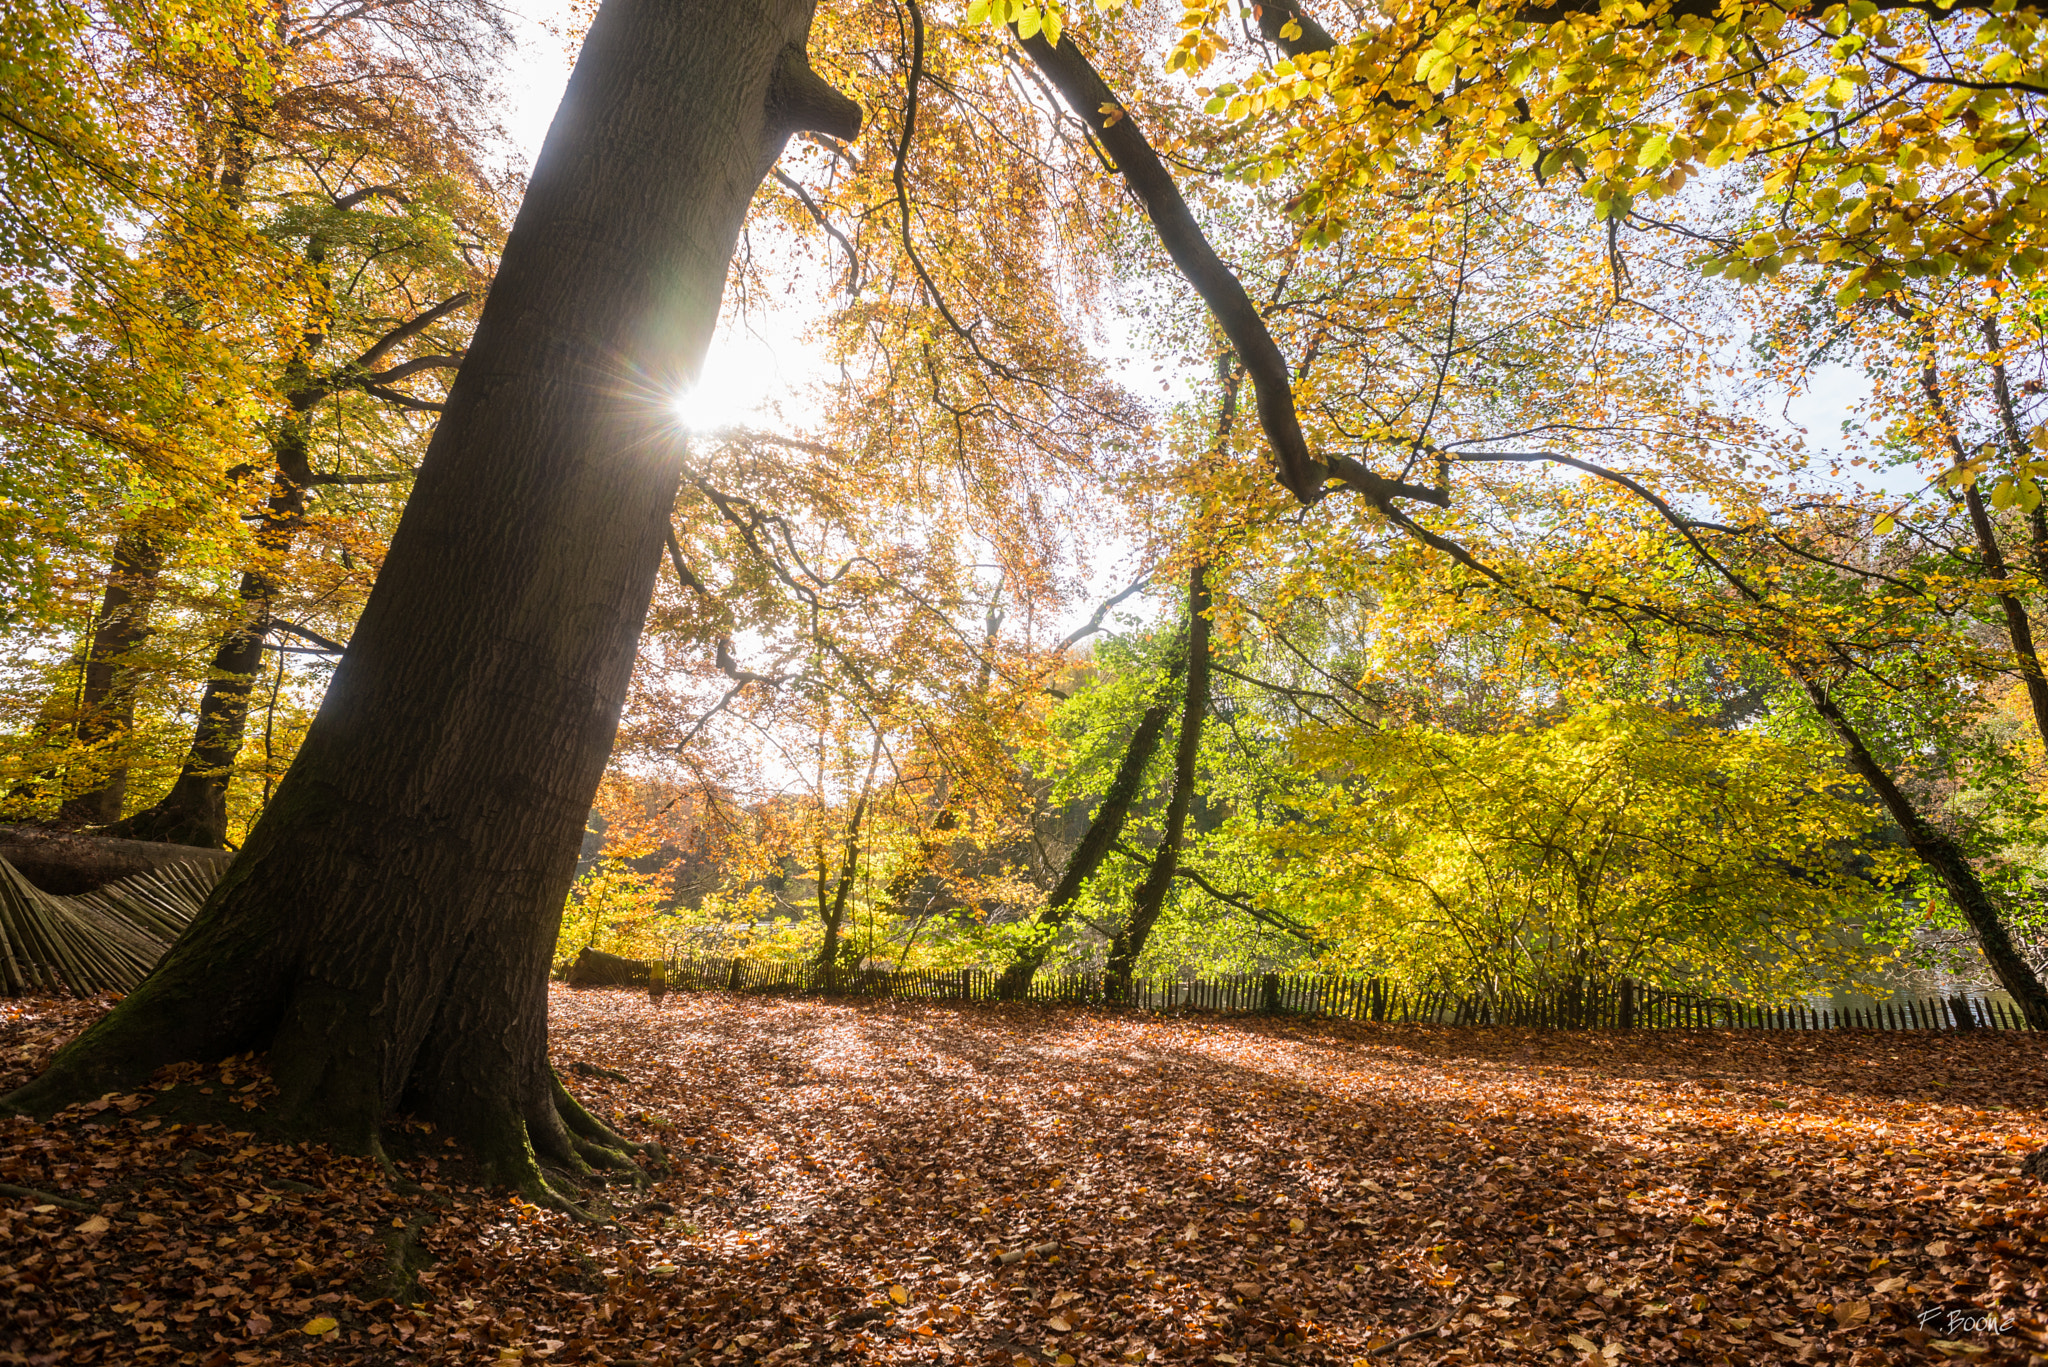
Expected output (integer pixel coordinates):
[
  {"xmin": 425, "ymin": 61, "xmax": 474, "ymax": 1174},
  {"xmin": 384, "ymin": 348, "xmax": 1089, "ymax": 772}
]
[{"xmin": 4, "ymin": 989, "xmax": 2044, "ymax": 1367}]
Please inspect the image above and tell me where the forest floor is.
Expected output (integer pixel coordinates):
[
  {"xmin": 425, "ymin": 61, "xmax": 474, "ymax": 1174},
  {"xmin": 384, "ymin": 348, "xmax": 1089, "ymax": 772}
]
[{"xmin": 2, "ymin": 990, "xmax": 2046, "ymax": 1367}]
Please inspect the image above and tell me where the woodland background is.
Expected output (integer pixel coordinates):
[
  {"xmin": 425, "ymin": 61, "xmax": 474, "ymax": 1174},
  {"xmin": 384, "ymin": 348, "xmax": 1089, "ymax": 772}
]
[{"xmin": 9, "ymin": 0, "xmax": 2048, "ymax": 1020}]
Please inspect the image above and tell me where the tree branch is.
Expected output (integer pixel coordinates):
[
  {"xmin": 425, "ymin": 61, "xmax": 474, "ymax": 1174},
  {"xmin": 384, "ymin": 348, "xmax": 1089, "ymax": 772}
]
[
  {"xmin": 1056, "ymin": 574, "xmax": 1151, "ymax": 652},
  {"xmin": 351, "ymin": 292, "xmax": 473, "ymax": 374},
  {"xmin": 364, "ymin": 353, "xmax": 464, "ymax": 385},
  {"xmin": 1017, "ymin": 27, "xmax": 1326, "ymax": 503},
  {"xmin": 1169, "ymin": 859, "xmax": 1329, "ymax": 949},
  {"xmin": 270, "ymin": 621, "xmax": 347, "ymax": 653},
  {"xmin": 360, "ymin": 384, "xmax": 446, "ymax": 413},
  {"xmin": 771, "ymin": 168, "xmax": 860, "ymax": 297}
]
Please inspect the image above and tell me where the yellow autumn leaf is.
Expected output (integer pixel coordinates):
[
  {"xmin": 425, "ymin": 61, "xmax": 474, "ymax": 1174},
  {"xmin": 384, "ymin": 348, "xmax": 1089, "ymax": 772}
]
[
  {"xmin": 1289, "ymin": 1217, "xmax": 1306, "ymax": 1233},
  {"xmin": 888, "ymin": 1284, "xmax": 908, "ymax": 1305},
  {"xmin": 302, "ymin": 1316, "xmax": 338, "ymax": 1335}
]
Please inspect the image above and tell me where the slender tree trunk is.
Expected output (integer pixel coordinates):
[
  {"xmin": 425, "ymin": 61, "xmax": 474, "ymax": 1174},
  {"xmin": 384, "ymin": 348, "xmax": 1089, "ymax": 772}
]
[
  {"xmin": 1796, "ymin": 672, "xmax": 2048, "ymax": 1029},
  {"xmin": 1106, "ymin": 562, "xmax": 1211, "ymax": 995},
  {"xmin": 997, "ymin": 642, "xmax": 1187, "ymax": 999},
  {"xmin": 7, "ymin": 0, "xmax": 860, "ymax": 1202},
  {"xmin": 815, "ymin": 735, "xmax": 882, "ymax": 972},
  {"xmin": 110, "ymin": 478, "xmax": 305, "ymax": 847},
  {"xmin": 1909, "ymin": 326, "xmax": 2048, "ymax": 753},
  {"xmin": 1957, "ymin": 479, "xmax": 2048, "ymax": 749},
  {"xmin": 1978, "ymin": 316, "xmax": 2048, "ymax": 753}
]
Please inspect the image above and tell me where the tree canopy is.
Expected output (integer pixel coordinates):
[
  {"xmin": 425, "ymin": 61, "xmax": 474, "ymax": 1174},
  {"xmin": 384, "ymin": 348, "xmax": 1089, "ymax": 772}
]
[{"xmin": 5, "ymin": 0, "xmax": 2048, "ymax": 1178}]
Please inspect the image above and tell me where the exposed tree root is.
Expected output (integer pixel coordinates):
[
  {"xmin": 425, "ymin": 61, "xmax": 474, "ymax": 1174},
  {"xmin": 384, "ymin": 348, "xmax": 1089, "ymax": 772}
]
[
  {"xmin": 10, "ymin": 1046, "xmax": 658, "ymax": 1228},
  {"xmin": 448, "ymin": 1075, "xmax": 677, "ymax": 1222},
  {"xmin": 0, "ymin": 1181, "xmax": 97, "ymax": 1213},
  {"xmin": 552, "ymin": 1069, "xmax": 667, "ymax": 1168},
  {"xmin": 574, "ymin": 1137, "xmax": 640, "ymax": 1171}
]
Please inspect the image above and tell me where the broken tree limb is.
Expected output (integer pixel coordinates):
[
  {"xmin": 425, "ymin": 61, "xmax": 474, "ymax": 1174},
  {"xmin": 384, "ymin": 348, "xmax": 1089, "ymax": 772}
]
[
  {"xmin": 0, "ymin": 856, "xmax": 220, "ymax": 995},
  {"xmin": 995, "ymin": 1241, "xmax": 1061, "ymax": 1265}
]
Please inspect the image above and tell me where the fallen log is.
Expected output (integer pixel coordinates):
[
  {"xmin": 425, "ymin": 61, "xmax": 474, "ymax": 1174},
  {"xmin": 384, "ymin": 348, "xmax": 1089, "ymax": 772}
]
[
  {"xmin": 566, "ymin": 946, "xmax": 652, "ymax": 988},
  {"xmin": 0, "ymin": 824, "xmax": 232, "ymax": 896}
]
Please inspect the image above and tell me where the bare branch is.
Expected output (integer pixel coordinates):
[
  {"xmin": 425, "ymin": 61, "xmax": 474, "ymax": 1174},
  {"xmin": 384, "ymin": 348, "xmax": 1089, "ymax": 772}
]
[{"xmin": 1056, "ymin": 574, "xmax": 1151, "ymax": 653}]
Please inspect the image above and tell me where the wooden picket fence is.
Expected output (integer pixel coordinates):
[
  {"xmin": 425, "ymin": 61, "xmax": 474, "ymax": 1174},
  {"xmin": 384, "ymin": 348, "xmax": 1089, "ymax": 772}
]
[{"xmin": 653, "ymin": 955, "xmax": 2035, "ymax": 1032}]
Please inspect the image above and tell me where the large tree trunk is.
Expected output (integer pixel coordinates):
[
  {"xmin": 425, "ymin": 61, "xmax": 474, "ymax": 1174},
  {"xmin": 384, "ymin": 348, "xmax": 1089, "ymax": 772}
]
[
  {"xmin": 109, "ymin": 478, "xmax": 305, "ymax": 848},
  {"xmin": 7, "ymin": 0, "xmax": 859, "ymax": 1200},
  {"xmin": 1106, "ymin": 563, "xmax": 1211, "ymax": 994}
]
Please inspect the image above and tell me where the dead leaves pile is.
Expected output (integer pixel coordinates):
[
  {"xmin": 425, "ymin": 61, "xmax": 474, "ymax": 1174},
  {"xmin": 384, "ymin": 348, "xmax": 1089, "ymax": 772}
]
[{"xmin": 2, "ymin": 989, "xmax": 2046, "ymax": 1366}]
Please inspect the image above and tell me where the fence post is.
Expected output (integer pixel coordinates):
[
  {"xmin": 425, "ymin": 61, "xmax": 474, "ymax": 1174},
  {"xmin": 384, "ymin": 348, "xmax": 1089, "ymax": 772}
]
[{"xmin": 1260, "ymin": 972, "xmax": 1282, "ymax": 1014}]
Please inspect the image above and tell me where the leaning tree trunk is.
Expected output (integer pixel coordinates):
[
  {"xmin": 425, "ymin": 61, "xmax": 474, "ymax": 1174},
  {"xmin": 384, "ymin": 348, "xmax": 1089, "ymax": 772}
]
[
  {"xmin": 8, "ymin": 0, "xmax": 861, "ymax": 1201},
  {"xmin": 1105, "ymin": 563, "xmax": 1211, "ymax": 995},
  {"xmin": 997, "ymin": 639, "xmax": 1187, "ymax": 1000},
  {"xmin": 1797, "ymin": 673, "xmax": 2048, "ymax": 1029},
  {"xmin": 109, "ymin": 477, "xmax": 305, "ymax": 848},
  {"xmin": 813, "ymin": 734, "xmax": 882, "ymax": 977}
]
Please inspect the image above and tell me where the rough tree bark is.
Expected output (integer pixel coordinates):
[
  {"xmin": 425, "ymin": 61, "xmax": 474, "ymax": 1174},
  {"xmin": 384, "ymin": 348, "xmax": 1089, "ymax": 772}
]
[
  {"xmin": 7, "ymin": 0, "xmax": 861, "ymax": 1202},
  {"xmin": 1105, "ymin": 562, "xmax": 1211, "ymax": 993}
]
